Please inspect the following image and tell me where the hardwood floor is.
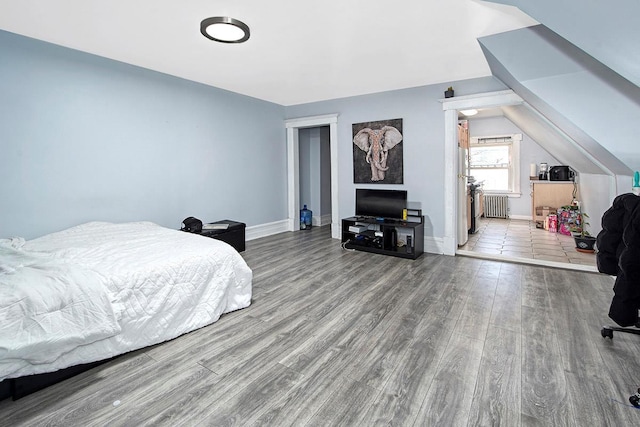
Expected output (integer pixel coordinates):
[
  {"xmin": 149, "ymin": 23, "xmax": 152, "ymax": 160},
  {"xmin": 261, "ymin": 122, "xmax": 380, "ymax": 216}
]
[{"xmin": 2, "ymin": 226, "xmax": 640, "ymax": 426}]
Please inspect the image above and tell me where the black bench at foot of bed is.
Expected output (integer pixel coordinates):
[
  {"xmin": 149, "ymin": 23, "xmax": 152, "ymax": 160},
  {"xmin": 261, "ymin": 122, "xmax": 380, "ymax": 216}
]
[{"xmin": 0, "ymin": 357, "xmax": 113, "ymax": 401}]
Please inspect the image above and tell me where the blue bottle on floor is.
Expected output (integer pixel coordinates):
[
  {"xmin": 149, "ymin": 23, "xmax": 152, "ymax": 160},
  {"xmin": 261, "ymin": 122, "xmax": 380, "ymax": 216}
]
[{"xmin": 300, "ymin": 205, "xmax": 312, "ymax": 230}]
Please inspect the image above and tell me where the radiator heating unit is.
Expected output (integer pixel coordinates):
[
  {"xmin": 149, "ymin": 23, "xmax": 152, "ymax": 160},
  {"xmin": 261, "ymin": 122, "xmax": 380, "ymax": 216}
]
[{"xmin": 484, "ymin": 195, "xmax": 509, "ymax": 219}]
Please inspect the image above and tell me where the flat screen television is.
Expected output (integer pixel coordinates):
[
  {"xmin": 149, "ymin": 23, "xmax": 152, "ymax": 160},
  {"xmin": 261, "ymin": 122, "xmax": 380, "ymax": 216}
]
[{"xmin": 356, "ymin": 189, "xmax": 407, "ymax": 220}]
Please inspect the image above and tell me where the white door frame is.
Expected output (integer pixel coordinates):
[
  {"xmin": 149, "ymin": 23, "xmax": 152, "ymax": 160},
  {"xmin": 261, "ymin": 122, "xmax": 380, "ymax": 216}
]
[
  {"xmin": 441, "ymin": 90, "xmax": 523, "ymax": 255},
  {"xmin": 285, "ymin": 114, "xmax": 340, "ymax": 239}
]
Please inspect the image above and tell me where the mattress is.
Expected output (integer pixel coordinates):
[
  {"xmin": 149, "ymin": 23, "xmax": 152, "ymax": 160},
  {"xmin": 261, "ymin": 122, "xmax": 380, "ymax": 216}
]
[{"xmin": 0, "ymin": 221, "xmax": 252, "ymax": 381}]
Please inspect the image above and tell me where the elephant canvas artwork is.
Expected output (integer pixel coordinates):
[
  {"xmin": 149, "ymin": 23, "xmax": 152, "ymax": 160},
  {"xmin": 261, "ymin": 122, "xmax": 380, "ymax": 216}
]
[{"xmin": 352, "ymin": 118, "xmax": 403, "ymax": 184}]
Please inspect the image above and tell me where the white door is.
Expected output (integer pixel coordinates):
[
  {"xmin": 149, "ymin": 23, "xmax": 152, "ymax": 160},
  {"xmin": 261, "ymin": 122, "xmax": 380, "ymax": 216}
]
[{"xmin": 457, "ymin": 147, "xmax": 469, "ymax": 246}]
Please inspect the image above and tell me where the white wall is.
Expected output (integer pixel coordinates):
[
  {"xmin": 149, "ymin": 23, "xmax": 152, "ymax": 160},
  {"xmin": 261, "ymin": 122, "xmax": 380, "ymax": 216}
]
[{"xmin": 578, "ymin": 173, "xmax": 613, "ymax": 236}]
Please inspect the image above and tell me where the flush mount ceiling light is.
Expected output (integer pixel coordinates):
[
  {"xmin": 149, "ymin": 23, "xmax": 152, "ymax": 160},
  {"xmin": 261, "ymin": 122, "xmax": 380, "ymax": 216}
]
[
  {"xmin": 200, "ymin": 17, "xmax": 250, "ymax": 43},
  {"xmin": 460, "ymin": 109, "xmax": 478, "ymax": 116}
]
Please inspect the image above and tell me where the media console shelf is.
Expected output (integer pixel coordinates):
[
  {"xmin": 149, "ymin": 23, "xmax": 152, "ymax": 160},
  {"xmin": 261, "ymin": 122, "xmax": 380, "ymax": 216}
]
[{"xmin": 341, "ymin": 216, "xmax": 424, "ymax": 259}]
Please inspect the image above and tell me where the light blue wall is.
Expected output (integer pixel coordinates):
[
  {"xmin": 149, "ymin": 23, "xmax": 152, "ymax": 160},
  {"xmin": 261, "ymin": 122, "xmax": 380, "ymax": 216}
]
[
  {"xmin": 0, "ymin": 30, "xmax": 286, "ymax": 239},
  {"xmin": 286, "ymin": 77, "xmax": 507, "ymax": 240}
]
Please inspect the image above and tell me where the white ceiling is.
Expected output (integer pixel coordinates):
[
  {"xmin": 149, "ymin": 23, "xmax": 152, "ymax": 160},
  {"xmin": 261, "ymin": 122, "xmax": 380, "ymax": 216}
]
[{"xmin": 0, "ymin": 0, "xmax": 537, "ymax": 106}]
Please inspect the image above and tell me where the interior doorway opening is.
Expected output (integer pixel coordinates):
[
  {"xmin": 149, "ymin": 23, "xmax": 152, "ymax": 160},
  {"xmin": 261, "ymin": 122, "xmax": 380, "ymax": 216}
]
[
  {"xmin": 298, "ymin": 126, "xmax": 332, "ymax": 229},
  {"xmin": 443, "ymin": 90, "xmax": 597, "ymax": 272},
  {"xmin": 285, "ymin": 114, "xmax": 340, "ymax": 239},
  {"xmin": 442, "ymin": 90, "xmax": 523, "ymax": 255}
]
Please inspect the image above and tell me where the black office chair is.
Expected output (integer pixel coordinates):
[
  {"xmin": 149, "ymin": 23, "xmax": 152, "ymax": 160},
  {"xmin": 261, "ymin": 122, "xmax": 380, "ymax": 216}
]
[
  {"xmin": 600, "ymin": 322, "xmax": 640, "ymax": 339},
  {"xmin": 597, "ymin": 193, "xmax": 640, "ymax": 338},
  {"xmin": 596, "ymin": 193, "xmax": 640, "ymax": 407}
]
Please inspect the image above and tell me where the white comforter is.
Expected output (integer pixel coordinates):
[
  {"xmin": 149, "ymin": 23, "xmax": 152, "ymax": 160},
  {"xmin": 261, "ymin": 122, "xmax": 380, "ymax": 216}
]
[{"xmin": 0, "ymin": 221, "xmax": 252, "ymax": 381}]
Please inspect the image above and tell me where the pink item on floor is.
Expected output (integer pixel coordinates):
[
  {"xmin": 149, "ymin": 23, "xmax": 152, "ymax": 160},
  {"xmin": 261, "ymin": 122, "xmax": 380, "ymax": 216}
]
[{"xmin": 558, "ymin": 222, "xmax": 572, "ymax": 235}]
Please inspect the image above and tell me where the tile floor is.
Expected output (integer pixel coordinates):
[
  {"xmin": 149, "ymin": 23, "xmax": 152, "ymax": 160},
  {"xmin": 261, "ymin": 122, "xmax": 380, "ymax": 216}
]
[{"xmin": 459, "ymin": 217, "xmax": 597, "ymax": 267}]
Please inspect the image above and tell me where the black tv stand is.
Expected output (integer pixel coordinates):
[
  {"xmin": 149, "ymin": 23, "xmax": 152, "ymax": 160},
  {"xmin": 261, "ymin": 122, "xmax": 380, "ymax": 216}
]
[{"xmin": 341, "ymin": 216, "xmax": 424, "ymax": 259}]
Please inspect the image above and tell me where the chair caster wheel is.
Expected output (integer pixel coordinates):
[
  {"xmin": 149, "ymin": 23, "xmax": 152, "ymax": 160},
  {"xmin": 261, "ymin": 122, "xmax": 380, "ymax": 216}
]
[
  {"xmin": 601, "ymin": 327, "xmax": 613, "ymax": 339},
  {"xmin": 630, "ymin": 388, "xmax": 640, "ymax": 407}
]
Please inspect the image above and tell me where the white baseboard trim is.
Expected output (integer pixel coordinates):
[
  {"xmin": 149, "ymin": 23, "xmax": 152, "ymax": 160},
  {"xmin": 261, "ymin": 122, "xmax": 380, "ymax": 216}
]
[
  {"xmin": 313, "ymin": 214, "xmax": 332, "ymax": 227},
  {"xmin": 424, "ymin": 236, "xmax": 446, "ymax": 255},
  {"xmin": 246, "ymin": 220, "xmax": 289, "ymax": 241},
  {"xmin": 509, "ymin": 214, "xmax": 533, "ymax": 221}
]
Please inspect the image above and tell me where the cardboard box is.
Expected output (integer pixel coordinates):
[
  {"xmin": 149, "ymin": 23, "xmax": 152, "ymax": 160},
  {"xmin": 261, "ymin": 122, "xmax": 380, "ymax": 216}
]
[{"xmin": 535, "ymin": 206, "xmax": 557, "ymax": 217}]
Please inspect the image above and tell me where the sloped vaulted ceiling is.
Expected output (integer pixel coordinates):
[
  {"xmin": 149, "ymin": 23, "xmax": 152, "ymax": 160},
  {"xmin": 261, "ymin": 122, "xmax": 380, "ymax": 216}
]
[
  {"xmin": 484, "ymin": 0, "xmax": 640, "ymax": 88},
  {"xmin": 478, "ymin": 23, "xmax": 639, "ymax": 175}
]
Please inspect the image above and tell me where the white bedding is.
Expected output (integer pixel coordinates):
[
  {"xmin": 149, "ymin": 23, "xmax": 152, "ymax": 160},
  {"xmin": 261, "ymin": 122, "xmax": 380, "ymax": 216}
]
[{"xmin": 0, "ymin": 221, "xmax": 252, "ymax": 381}]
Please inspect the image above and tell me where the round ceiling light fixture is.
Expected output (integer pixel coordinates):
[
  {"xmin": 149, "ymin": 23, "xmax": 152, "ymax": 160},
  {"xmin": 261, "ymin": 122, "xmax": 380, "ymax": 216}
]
[
  {"xmin": 460, "ymin": 109, "xmax": 479, "ymax": 117},
  {"xmin": 200, "ymin": 17, "xmax": 250, "ymax": 43}
]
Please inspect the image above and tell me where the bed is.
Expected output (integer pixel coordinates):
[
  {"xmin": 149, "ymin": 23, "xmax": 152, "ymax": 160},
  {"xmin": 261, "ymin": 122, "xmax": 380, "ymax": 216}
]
[{"xmin": 0, "ymin": 221, "xmax": 252, "ymax": 398}]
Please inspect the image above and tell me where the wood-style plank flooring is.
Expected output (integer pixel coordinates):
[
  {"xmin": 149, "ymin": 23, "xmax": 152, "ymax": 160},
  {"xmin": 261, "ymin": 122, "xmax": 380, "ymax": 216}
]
[{"xmin": 2, "ymin": 226, "xmax": 640, "ymax": 426}]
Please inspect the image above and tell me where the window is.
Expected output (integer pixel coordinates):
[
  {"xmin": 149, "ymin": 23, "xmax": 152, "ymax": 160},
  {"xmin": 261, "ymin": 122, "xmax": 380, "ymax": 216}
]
[{"xmin": 469, "ymin": 134, "xmax": 522, "ymax": 195}]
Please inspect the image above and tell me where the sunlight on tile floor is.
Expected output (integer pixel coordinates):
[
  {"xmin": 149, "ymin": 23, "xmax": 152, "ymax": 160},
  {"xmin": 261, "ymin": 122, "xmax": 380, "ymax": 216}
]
[{"xmin": 459, "ymin": 217, "xmax": 597, "ymax": 267}]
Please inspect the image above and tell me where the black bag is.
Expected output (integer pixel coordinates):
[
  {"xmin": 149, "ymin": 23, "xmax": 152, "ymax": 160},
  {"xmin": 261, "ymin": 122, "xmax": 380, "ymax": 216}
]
[{"xmin": 181, "ymin": 217, "xmax": 203, "ymax": 233}]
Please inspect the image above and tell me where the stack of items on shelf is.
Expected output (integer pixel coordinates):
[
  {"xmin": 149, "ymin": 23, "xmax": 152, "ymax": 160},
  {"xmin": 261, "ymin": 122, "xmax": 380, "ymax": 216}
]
[{"xmin": 402, "ymin": 203, "xmax": 422, "ymax": 223}]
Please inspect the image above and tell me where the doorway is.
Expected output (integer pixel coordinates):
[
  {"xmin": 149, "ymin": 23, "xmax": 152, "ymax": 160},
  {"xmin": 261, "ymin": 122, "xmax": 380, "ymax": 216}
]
[
  {"xmin": 285, "ymin": 114, "xmax": 340, "ymax": 239},
  {"xmin": 442, "ymin": 90, "xmax": 523, "ymax": 255},
  {"xmin": 443, "ymin": 90, "xmax": 597, "ymax": 272},
  {"xmin": 298, "ymin": 126, "xmax": 332, "ymax": 228}
]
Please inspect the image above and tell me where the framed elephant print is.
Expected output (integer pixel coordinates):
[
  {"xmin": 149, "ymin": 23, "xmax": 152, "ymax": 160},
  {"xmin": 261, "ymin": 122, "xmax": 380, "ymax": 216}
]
[{"xmin": 352, "ymin": 118, "xmax": 403, "ymax": 184}]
